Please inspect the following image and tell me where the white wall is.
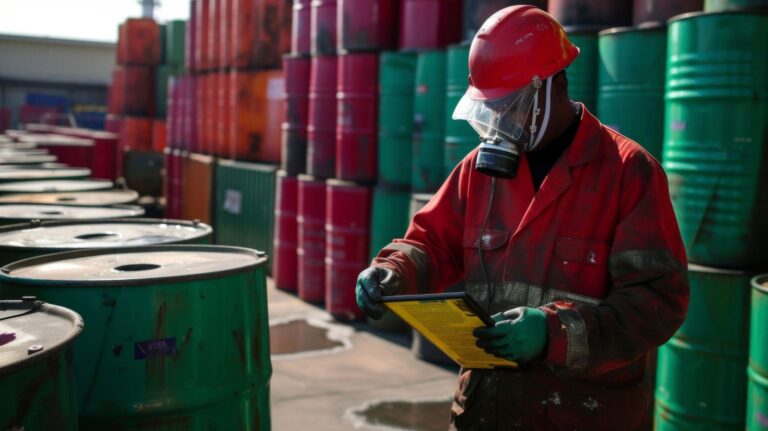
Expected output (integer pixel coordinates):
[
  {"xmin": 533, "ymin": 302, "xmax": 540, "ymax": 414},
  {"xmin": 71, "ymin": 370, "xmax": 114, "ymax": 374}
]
[{"xmin": 0, "ymin": 34, "xmax": 115, "ymax": 85}]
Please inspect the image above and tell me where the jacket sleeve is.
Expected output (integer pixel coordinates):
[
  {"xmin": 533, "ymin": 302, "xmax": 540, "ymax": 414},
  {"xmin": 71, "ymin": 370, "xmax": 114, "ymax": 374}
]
[
  {"xmin": 371, "ymin": 155, "xmax": 473, "ymax": 295},
  {"xmin": 540, "ymin": 151, "xmax": 690, "ymax": 375}
]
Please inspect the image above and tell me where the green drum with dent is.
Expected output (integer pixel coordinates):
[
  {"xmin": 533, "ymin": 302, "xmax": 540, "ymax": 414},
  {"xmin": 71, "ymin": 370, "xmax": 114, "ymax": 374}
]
[
  {"xmin": 378, "ymin": 52, "xmax": 417, "ymax": 188},
  {"xmin": 0, "ymin": 246, "xmax": 272, "ymax": 430},
  {"xmin": 565, "ymin": 28, "xmax": 599, "ymax": 113},
  {"xmin": 598, "ymin": 24, "xmax": 667, "ymax": 160},
  {"xmin": 0, "ymin": 218, "xmax": 213, "ymax": 268},
  {"xmin": 655, "ymin": 264, "xmax": 754, "ymax": 430},
  {"xmin": 747, "ymin": 274, "xmax": 768, "ymax": 430},
  {"xmin": 444, "ymin": 43, "xmax": 477, "ymax": 178},
  {"xmin": 413, "ymin": 50, "xmax": 447, "ymax": 193},
  {"xmin": 0, "ymin": 299, "xmax": 83, "ymax": 431},
  {"xmin": 662, "ymin": 12, "xmax": 768, "ymax": 268}
]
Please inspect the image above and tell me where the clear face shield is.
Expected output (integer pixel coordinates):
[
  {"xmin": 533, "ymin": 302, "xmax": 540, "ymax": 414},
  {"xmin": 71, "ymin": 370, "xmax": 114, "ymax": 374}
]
[{"xmin": 452, "ymin": 76, "xmax": 553, "ymax": 178}]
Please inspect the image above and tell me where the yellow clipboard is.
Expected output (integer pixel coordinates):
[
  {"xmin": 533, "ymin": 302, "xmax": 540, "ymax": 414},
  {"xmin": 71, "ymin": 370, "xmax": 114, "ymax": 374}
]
[{"xmin": 383, "ymin": 292, "xmax": 518, "ymax": 369}]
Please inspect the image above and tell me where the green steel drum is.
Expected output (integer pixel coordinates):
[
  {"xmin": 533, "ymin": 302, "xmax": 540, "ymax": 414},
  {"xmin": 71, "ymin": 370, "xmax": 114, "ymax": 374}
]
[
  {"xmin": 155, "ymin": 65, "xmax": 176, "ymax": 118},
  {"xmin": 705, "ymin": 0, "xmax": 768, "ymax": 11},
  {"xmin": 0, "ymin": 168, "xmax": 90, "ymax": 183},
  {"xmin": 748, "ymin": 274, "xmax": 768, "ymax": 430},
  {"xmin": 0, "ymin": 246, "xmax": 272, "ymax": 430},
  {"xmin": 369, "ymin": 187, "xmax": 411, "ymax": 260},
  {"xmin": 166, "ymin": 20, "xmax": 186, "ymax": 67},
  {"xmin": 655, "ymin": 264, "xmax": 753, "ymax": 430},
  {"xmin": 378, "ymin": 52, "xmax": 417, "ymax": 188},
  {"xmin": 366, "ymin": 186, "xmax": 411, "ymax": 332},
  {"xmin": 663, "ymin": 12, "xmax": 768, "ymax": 267},
  {"xmin": 0, "ymin": 204, "xmax": 145, "ymax": 226},
  {"xmin": 0, "ymin": 299, "xmax": 83, "ymax": 430},
  {"xmin": 444, "ymin": 43, "xmax": 477, "ymax": 178},
  {"xmin": 0, "ymin": 218, "xmax": 213, "ymax": 267},
  {"xmin": 214, "ymin": 160, "xmax": 277, "ymax": 273},
  {"xmin": 0, "ymin": 189, "xmax": 139, "ymax": 206},
  {"xmin": 598, "ymin": 24, "xmax": 667, "ymax": 160},
  {"xmin": 0, "ymin": 180, "xmax": 114, "ymax": 195},
  {"xmin": 565, "ymin": 27, "xmax": 599, "ymax": 113},
  {"xmin": 413, "ymin": 50, "xmax": 447, "ymax": 193}
]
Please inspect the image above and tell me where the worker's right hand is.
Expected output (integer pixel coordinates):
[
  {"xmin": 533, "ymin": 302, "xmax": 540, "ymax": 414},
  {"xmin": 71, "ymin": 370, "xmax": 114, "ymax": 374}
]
[{"xmin": 355, "ymin": 267, "xmax": 400, "ymax": 320}]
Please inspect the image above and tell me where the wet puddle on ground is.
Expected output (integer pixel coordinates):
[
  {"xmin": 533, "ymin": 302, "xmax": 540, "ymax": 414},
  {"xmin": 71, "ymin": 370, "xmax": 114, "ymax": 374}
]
[
  {"xmin": 348, "ymin": 399, "xmax": 454, "ymax": 431},
  {"xmin": 269, "ymin": 318, "xmax": 351, "ymax": 358}
]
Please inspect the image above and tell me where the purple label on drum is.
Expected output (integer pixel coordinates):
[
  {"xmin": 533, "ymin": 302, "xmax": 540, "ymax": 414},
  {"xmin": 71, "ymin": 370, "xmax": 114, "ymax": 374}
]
[{"xmin": 134, "ymin": 337, "xmax": 176, "ymax": 359}]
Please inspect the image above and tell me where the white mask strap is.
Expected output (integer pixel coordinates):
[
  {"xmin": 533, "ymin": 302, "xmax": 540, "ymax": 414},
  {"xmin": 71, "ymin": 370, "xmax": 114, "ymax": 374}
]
[{"xmin": 530, "ymin": 76, "xmax": 553, "ymax": 150}]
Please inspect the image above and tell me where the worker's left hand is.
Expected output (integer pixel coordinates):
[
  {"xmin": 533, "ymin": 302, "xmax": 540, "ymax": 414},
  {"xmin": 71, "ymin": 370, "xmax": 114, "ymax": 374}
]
[{"xmin": 473, "ymin": 307, "xmax": 548, "ymax": 363}]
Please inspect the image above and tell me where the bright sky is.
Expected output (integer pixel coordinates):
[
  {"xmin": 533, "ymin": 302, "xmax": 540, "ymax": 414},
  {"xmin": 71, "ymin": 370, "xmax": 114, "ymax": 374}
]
[{"xmin": 0, "ymin": 0, "xmax": 190, "ymax": 43}]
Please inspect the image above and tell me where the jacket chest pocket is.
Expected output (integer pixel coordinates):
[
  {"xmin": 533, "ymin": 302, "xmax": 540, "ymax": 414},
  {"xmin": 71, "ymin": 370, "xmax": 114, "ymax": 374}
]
[
  {"xmin": 462, "ymin": 227, "xmax": 510, "ymax": 282},
  {"xmin": 552, "ymin": 236, "xmax": 611, "ymax": 297}
]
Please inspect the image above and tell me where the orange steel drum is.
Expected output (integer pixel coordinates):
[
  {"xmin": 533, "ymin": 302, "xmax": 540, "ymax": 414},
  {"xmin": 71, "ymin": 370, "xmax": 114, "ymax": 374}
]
[
  {"xmin": 111, "ymin": 66, "xmax": 154, "ymax": 116},
  {"xmin": 233, "ymin": 0, "xmax": 292, "ymax": 69},
  {"xmin": 182, "ymin": 153, "xmax": 214, "ymax": 223},
  {"xmin": 119, "ymin": 117, "xmax": 153, "ymax": 152},
  {"xmin": 230, "ymin": 70, "xmax": 285, "ymax": 162},
  {"xmin": 117, "ymin": 18, "xmax": 161, "ymax": 66}
]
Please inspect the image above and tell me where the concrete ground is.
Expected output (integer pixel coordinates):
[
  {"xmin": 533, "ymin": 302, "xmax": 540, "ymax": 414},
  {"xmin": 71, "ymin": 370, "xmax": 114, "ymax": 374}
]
[{"xmin": 267, "ymin": 278, "xmax": 459, "ymax": 430}]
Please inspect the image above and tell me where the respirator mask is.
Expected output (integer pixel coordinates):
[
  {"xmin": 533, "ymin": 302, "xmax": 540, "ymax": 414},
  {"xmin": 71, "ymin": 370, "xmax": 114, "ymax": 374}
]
[{"xmin": 452, "ymin": 75, "xmax": 553, "ymax": 178}]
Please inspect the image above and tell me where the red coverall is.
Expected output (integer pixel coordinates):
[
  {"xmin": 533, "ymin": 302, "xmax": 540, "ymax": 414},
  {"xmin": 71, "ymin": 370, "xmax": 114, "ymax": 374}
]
[{"xmin": 372, "ymin": 106, "xmax": 689, "ymax": 430}]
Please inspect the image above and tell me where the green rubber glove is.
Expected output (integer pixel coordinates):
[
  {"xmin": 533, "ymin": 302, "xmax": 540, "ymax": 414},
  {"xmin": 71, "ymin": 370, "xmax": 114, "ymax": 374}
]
[
  {"xmin": 355, "ymin": 267, "xmax": 399, "ymax": 320},
  {"xmin": 473, "ymin": 307, "xmax": 548, "ymax": 363}
]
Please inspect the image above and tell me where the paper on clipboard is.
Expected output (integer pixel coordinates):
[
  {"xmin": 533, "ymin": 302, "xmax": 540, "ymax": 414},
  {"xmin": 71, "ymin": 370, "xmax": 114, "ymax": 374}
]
[{"xmin": 383, "ymin": 292, "xmax": 518, "ymax": 369}]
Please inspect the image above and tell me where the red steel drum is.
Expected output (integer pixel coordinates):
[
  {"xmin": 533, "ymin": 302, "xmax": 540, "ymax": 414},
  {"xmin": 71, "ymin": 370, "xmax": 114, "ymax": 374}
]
[
  {"xmin": 197, "ymin": 0, "xmax": 211, "ymax": 71},
  {"xmin": 274, "ymin": 171, "xmax": 299, "ymax": 292},
  {"xmin": 217, "ymin": 72, "xmax": 232, "ymax": 157},
  {"xmin": 105, "ymin": 115, "xmax": 124, "ymax": 135},
  {"xmin": 339, "ymin": 0, "xmax": 399, "ymax": 52},
  {"xmin": 111, "ymin": 66, "xmax": 154, "ymax": 116},
  {"xmin": 185, "ymin": 76, "xmax": 199, "ymax": 152},
  {"xmin": 632, "ymin": 0, "xmax": 703, "ymax": 25},
  {"xmin": 307, "ymin": 55, "xmax": 337, "ymax": 179},
  {"xmin": 167, "ymin": 76, "xmax": 179, "ymax": 148},
  {"xmin": 282, "ymin": 54, "xmax": 311, "ymax": 175},
  {"xmin": 311, "ymin": 0, "xmax": 338, "ymax": 54},
  {"xmin": 120, "ymin": 117, "xmax": 153, "ymax": 153},
  {"xmin": 187, "ymin": 0, "xmax": 198, "ymax": 72},
  {"xmin": 548, "ymin": 0, "xmax": 632, "ymax": 28},
  {"xmin": 298, "ymin": 174, "xmax": 326, "ymax": 303},
  {"xmin": 399, "ymin": 0, "xmax": 462, "ymax": 51},
  {"xmin": 52, "ymin": 128, "xmax": 119, "ymax": 180},
  {"xmin": 336, "ymin": 53, "xmax": 378, "ymax": 183},
  {"xmin": 152, "ymin": 120, "xmax": 166, "ymax": 152},
  {"xmin": 209, "ymin": 0, "xmax": 221, "ymax": 69},
  {"xmin": 291, "ymin": 0, "xmax": 312, "ymax": 54},
  {"xmin": 462, "ymin": 0, "xmax": 548, "ymax": 42},
  {"xmin": 325, "ymin": 179, "xmax": 371, "ymax": 320},
  {"xmin": 219, "ymin": 0, "xmax": 233, "ymax": 68}
]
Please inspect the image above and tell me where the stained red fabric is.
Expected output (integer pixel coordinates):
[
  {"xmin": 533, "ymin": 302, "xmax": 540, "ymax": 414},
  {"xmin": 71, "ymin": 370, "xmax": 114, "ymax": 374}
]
[{"xmin": 372, "ymin": 105, "xmax": 689, "ymax": 430}]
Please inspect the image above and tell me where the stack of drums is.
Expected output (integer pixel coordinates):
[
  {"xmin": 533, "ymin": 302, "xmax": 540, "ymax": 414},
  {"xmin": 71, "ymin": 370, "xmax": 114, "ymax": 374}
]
[
  {"xmin": 0, "ymin": 298, "xmax": 83, "ymax": 430},
  {"xmin": 656, "ymin": 9, "xmax": 768, "ymax": 430},
  {"xmin": 0, "ymin": 246, "xmax": 273, "ymax": 429}
]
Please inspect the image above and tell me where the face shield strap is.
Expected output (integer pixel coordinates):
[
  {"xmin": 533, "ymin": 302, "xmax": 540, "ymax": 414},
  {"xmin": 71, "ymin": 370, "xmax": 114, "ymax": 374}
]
[{"xmin": 528, "ymin": 76, "xmax": 553, "ymax": 151}]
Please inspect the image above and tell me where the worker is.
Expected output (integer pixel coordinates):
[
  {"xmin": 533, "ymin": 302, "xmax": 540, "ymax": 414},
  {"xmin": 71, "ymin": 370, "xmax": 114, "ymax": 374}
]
[{"xmin": 355, "ymin": 5, "xmax": 689, "ymax": 430}]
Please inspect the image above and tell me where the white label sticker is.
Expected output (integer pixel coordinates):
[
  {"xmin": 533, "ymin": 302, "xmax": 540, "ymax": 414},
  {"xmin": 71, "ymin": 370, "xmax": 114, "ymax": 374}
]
[
  {"xmin": 267, "ymin": 77, "xmax": 285, "ymax": 100},
  {"xmin": 223, "ymin": 189, "xmax": 242, "ymax": 215}
]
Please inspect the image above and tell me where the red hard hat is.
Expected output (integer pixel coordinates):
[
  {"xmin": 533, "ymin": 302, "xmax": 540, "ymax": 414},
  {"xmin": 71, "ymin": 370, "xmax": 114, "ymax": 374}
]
[{"xmin": 468, "ymin": 5, "xmax": 579, "ymax": 100}]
